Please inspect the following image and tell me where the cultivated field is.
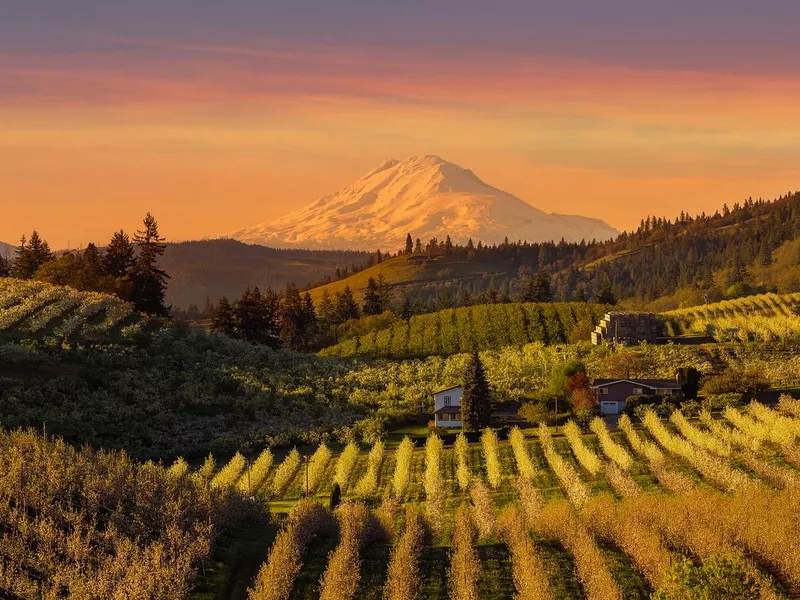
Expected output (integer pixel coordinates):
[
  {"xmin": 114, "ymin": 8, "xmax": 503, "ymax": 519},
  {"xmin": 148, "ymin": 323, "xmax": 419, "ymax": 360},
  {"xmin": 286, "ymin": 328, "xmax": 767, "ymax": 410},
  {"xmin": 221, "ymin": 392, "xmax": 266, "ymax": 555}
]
[
  {"xmin": 203, "ymin": 400, "xmax": 800, "ymax": 600},
  {"xmin": 662, "ymin": 291, "xmax": 800, "ymax": 338},
  {"xmin": 320, "ymin": 302, "xmax": 607, "ymax": 359},
  {"xmin": 0, "ymin": 278, "xmax": 140, "ymax": 340}
]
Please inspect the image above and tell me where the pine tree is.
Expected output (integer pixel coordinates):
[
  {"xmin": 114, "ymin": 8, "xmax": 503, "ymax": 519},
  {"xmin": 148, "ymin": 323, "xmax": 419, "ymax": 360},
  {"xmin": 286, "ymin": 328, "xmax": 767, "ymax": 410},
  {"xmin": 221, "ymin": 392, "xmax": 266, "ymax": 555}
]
[
  {"xmin": 211, "ymin": 297, "xmax": 235, "ymax": 335},
  {"xmin": 0, "ymin": 254, "xmax": 9, "ymax": 277},
  {"xmin": 531, "ymin": 269, "xmax": 553, "ymax": 302},
  {"xmin": 461, "ymin": 353, "xmax": 491, "ymax": 431},
  {"xmin": 573, "ymin": 285, "xmax": 587, "ymax": 302},
  {"xmin": 131, "ymin": 213, "xmax": 170, "ymax": 316},
  {"xmin": 280, "ymin": 283, "xmax": 307, "ymax": 348},
  {"xmin": 362, "ymin": 277, "xmax": 383, "ymax": 315},
  {"xmin": 13, "ymin": 231, "xmax": 52, "ymax": 278},
  {"xmin": 596, "ymin": 280, "xmax": 617, "ymax": 305},
  {"xmin": 319, "ymin": 290, "xmax": 336, "ymax": 326},
  {"xmin": 104, "ymin": 229, "xmax": 136, "ymax": 277},
  {"xmin": 376, "ymin": 273, "xmax": 394, "ymax": 312},
  {"xmin": 83, "ymin": 243, "xmax": 103, "ymax": 273},
  {"xmin": 27, "ymin": 230, "xmax": 53, "ymax": 272},
  {"xmin": 335, "ymin": 286, "xmax": 360, "ymax": 322},
  {"xmin": 202, "ymin": 296, "xmax": 215, "ymax": 318},
  {"xmin": 414, "ymin": 238, "xmax": 422, "ymax": 253},
  {"xmin": 11, "ymin": 235, "xmax": 33, "ymax": 279},
  {"xmin": 405, "ymin": 234, "xmax": 414, "ymax": 255}
]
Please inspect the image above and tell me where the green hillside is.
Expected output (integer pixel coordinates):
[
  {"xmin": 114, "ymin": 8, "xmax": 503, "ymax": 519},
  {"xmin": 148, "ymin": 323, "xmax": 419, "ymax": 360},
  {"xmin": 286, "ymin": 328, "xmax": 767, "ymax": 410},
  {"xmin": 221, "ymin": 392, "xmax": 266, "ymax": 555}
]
[
  {"xmin": 0, "ymin": 277, "xmax": 143, "ymax": 342},
  {"xmin": 320, "ymin": 302, "xmax": 608, "ymax": 359},
  {"xmin": 662, "ymin": 291, "xmax": 800, "ymax": 338},
  {"xmin": 307, "ymin": 252, "xmax": 517, "ymax": 304}
]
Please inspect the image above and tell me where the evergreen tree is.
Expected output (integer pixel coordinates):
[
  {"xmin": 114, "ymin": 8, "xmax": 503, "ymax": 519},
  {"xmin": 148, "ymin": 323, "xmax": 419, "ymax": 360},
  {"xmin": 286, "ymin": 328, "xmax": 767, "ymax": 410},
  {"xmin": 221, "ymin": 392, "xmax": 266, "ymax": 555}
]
[
  {"xmin": 335, "ymin": 286, "xmax": 360, "ymax": 322},
  {"xmin": 399, "ymin": 294, "xmax": 413, "ymax": 319},
  {"xmin": 131, "ymin": 213, "xmax": 170, "ymax": 316},
  {"xmin": 573, "ymin": 284, "xmax": 587, "ymax": 302},
  {"xmin": 318, "ymin": 290, "xmax": 337, "ymax": 326},
  {"xmin": 211, "ymin": 297, "xmax": 235, "ymax": 335},
  {"xmin": 596, "ymin": 280, "xmax": 617, "ymax": 305},
  {"xmin": 104, "ymin": 229, "xmax": 136, "ymax": 277},
  {"xmin": 280, "ymin": 283, "xmax": 307, "ymax": 348},
  {"xmin": 405, "ymin": 233, "xmax": 413, "ymax": 255},
  {"xmin": 362, "ymin": 277, "xmax": 383, "ymax": 315},
  {"xmin": 301, "ymin": 292, "xmax": 317, "ymax": 343},
  {"xmin": 461, "ymin": 353, "xmax": 491, "ymax": 432},
  {"xmin": 0, "ymin": 254, "xmax": 9, "ymax": 277},
  {"xmin": 414, "ymin": 238, "xmax": 422, "ymax": 253},
  {"xmin": 376, "ymin": 273, "xmax": 394, "ymax": 312},
  {"xmin": 531, "ymin": 270, "xmax": 553, "ymax": 302},
  {"xmin": 11, "ymin": 235, "xmax": 33, "ymax": 279},
  {"xmin": 83, "ymin": 243, "xmax": 103, "ymax": 273},
  {"xmin": 13, "ymin": 231, "xmax": 52, "ymax": 278}
]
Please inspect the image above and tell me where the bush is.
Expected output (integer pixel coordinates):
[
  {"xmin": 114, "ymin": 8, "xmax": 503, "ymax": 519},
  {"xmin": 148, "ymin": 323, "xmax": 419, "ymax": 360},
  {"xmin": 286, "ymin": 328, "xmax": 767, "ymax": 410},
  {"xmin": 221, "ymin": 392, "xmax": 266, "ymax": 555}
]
[
  {"xmin": 679, "ymin": 399, "xmax": 702, "ymax": 418},
  {"xmin": 700, "ymin": 369, "xmax": 767, "ymax": 399},
  {"xmin": 623, "ymin": 394, "xmax": 658, "ymax": 415},
  {"xmin": 653, "ymin": 555, "xmax": 760, "ymax": 600},
  {"xmin": 701, "ymin": 393, "xmax": 744, "ymax": 412},
  {"xmin": 518, "ymin": 402, "xmax": 555, "ymax": 425}
]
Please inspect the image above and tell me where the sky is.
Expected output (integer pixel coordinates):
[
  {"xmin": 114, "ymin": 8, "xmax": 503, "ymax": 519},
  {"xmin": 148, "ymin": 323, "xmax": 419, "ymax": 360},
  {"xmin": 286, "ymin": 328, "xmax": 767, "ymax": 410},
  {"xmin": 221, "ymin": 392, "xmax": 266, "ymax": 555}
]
[{"xmin": 2, "ymin": 1, "xmax": 800, "ymax": 248}]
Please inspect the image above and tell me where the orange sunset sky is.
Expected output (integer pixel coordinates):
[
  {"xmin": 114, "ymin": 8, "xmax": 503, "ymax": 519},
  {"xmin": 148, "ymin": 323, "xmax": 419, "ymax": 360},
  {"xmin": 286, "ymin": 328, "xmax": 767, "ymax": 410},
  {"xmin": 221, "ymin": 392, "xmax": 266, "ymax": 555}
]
[{"xmin": 2, "ymin": 1, "xmax": 800, "ymax": 248}]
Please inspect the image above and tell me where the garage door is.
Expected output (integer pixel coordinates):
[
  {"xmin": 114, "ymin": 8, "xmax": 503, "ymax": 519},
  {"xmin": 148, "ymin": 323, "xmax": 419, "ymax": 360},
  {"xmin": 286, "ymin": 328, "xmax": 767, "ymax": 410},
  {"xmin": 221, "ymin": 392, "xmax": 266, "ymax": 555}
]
[{"xmin": 600, "ymin": 401, "xmax": 619, "ymax": 415}]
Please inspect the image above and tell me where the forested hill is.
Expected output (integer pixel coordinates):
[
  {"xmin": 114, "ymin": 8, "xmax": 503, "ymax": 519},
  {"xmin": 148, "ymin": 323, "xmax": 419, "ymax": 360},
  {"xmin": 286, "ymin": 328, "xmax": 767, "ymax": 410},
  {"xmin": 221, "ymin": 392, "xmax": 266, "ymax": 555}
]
[
  {"xmin": 160, "ymin": 239, "xmax": 369, "ymax": 308},
  {"xmin": 306, "ymin": 191, "xmax": 800, "ymax": 310}
]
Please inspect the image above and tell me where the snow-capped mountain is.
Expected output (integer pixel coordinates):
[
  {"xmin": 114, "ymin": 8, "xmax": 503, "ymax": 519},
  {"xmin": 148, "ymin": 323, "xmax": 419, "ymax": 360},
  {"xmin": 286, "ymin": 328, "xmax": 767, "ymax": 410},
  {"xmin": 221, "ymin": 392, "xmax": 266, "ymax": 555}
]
[{"xmin": 226, "ymin": 155, "xmax": 618, "ymax": 251}]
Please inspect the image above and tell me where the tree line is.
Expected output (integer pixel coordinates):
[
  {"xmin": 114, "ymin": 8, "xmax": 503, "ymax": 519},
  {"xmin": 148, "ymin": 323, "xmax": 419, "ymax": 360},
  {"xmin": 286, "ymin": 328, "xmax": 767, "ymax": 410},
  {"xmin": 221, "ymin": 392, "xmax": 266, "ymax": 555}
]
[
  {"xmin": 0, "ymin": 213, "xmax": 170, "ymax": 316},
  {"xmin": 210, "ymin": 275, "xmax": 395, "ymax": 350}
]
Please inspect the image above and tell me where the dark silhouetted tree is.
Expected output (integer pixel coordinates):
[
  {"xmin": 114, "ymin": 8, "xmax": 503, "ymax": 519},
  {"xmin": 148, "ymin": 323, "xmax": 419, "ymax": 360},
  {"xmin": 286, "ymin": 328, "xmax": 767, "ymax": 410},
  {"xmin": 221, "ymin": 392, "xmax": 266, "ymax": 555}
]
[
  {"xmin": 211, "ymin": 297, "xmax": 235, "ymax": 336},
  {"xmin": 104, "ymin": 229, "xmax": 136, "ymax": 278},
  {"xmin": 461, "ymin": 353, "xmax": 491, "ymax": 431},
  {"xmin": 131, "ymin": 213, "xmax": 170, "ymax": 316}
]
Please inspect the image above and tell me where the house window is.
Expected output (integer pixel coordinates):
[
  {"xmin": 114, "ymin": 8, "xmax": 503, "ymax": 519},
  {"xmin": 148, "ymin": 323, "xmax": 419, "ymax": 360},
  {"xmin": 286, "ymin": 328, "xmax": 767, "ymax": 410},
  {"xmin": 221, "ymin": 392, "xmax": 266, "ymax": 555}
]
[
  {"xmin": 599, "ymin": 388, "xmax": 609, "ymax": 395},
  {"xmin": 444, "ymin": 396, "xmax": 451, "ymax": 406},
  {"xmin": 656, "ymin": 388, "xmax": 671, "ymax": 396},
  {"xmin": 440, "ymin": 413, "xmax": 449, "ymax": 422},
  {"xmin": 633, "ymin": 387, "xmax": 643, "ymax": 395}
]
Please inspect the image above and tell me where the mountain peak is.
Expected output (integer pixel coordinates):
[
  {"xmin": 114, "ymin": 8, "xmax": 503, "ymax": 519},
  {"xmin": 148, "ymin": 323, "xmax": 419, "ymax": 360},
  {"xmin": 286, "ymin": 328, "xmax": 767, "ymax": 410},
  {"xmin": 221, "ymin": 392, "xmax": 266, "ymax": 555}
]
[{"xmin": 225, "ymin": 157, "xmax": 618, "ymax": 250}]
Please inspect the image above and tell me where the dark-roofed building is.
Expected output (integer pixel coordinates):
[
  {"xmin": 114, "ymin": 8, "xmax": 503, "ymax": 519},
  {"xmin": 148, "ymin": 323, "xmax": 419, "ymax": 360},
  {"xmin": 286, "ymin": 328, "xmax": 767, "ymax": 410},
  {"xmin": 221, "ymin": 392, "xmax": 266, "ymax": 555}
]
[
  {"xmin": 591, "ymin": 378, "xmax": 682, "ymax": 415},
  {"xmin": 433, "ymin": 385, "xmax": 463, "ymax": 428}
]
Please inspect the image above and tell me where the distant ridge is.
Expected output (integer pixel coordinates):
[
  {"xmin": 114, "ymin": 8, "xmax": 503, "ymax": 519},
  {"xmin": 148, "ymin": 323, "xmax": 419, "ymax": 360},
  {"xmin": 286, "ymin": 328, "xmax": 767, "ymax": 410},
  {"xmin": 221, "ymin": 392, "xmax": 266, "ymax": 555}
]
[{"xmin": 225, "ymin": 155, "xmax": 618, "ymax": 251}]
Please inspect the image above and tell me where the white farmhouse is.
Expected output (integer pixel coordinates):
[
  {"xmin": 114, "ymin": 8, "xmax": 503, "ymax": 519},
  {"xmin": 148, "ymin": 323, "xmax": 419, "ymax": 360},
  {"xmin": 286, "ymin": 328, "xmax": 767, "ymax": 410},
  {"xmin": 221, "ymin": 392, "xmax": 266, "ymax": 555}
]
[{"xmin": 433, "ymin": 385, "xmax": 463, "ymax": 428}]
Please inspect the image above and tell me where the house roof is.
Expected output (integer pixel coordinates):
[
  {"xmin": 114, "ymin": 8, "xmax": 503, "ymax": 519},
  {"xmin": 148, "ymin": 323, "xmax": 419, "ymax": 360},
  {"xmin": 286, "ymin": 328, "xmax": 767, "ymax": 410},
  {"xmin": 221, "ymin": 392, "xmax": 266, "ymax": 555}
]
[
  {"xmin": 433, "ymin": 385, "xmax": 462, "ymax": 395},
  {"xmin": 434, "ymin": 406, "xmax": 462, "ymax": 415},
  {"xmin": 591, "ymin": 378, "xmax": 681, "ymax": 390}
]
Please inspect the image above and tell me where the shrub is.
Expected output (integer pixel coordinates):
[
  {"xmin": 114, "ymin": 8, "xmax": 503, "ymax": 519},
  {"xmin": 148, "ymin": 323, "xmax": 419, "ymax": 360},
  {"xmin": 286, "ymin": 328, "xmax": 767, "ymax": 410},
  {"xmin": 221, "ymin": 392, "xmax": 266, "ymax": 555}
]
[
  {"xmin": 481, "ymin": 428, "xmax": 502, "ymax": 488},
  {"xmin": 330, "ymin": 483, "xmax": 342, "ymax": 511},
  {"xmin": 448, "ymin": 505, "xmax": 480, "ymax": 600},
  {"xmin": 335, "ymin": 442, "xmax": 360, "ymax": 491},
  {"xmin": 454, "ymin": 432, "xmax": 471, "ymax": 491},
  {"xmin": 701, "ymin": 369, "xmax": 767, "ymax": 399},
  {"xmin": 509, "ymin": 426, "xmax": 538, "ymax": 480},
  {"xmin": 392, "ymin": 437, "xmax": 415, "ymax": 500},
  {"xmin": 469, "ymin": 478, "xmax": 495, "ymax": 541},
  {"xmin": 518, "ymin": 402, "xmax": 555, "ymax": 426},
  {"xmin": 653, "ymin": 555, "xmax": 760, "ymax": 600},
  {"xmin": 383, "ymin": 510, "xmax": 425, "ymax": 600},
  {"xmin": 702, "ymin": 393, "xmax": 744, "ymax": 412}
]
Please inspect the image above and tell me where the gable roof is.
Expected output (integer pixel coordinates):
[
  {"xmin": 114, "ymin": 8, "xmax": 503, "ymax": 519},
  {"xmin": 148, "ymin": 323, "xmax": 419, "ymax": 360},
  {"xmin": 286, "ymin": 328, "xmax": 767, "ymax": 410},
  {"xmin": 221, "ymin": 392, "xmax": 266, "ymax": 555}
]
[
  {"xmin": 433, "ymin": 385, "xmax": 462, "ymax": 395},
  {"xmin": 591, "ymin": 378, "xmax": 681, "ymax": 390}
]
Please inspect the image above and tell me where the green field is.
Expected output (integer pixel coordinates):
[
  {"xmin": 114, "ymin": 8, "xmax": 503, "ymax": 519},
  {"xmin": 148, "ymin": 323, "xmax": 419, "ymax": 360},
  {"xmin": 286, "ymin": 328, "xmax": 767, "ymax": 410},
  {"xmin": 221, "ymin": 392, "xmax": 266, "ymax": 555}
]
[{"xmin": 320, "ymin": 302, "xmax": 608, "ymax": 358}]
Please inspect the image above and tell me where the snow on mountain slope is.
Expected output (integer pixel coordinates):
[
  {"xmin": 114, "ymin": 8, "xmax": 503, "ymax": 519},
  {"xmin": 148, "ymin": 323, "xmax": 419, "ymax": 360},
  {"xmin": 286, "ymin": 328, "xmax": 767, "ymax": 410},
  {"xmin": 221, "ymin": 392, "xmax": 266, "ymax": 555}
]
[{"xmin": 226, "ymin": 155, "xmax": 618, "ymax": 251}]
